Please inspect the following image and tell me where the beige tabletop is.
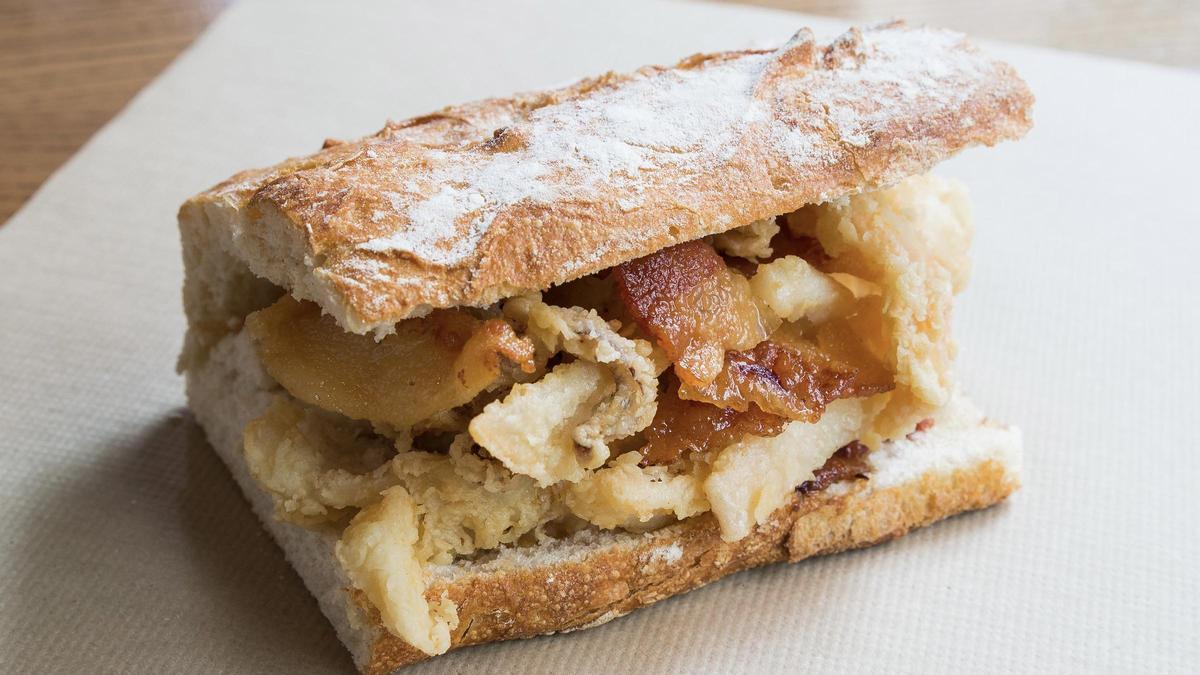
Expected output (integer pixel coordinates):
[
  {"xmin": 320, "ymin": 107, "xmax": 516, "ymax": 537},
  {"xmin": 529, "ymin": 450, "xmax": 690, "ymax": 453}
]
[{"xmin": 1, "ymin": 0, "xmax": 1198, "ymax": 225}]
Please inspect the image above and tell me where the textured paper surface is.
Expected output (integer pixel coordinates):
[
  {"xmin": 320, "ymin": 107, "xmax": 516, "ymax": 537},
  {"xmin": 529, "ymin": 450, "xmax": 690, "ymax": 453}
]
[{"xmin": 1, "ymin": 0, "xmax": 1197, "ymax": 672}]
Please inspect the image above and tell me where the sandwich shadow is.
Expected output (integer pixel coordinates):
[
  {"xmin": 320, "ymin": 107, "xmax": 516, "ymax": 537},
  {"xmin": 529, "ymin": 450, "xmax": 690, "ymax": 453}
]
[{"xmin": 5, "ymin": 412, "xmax": 354, "ymax": 674}]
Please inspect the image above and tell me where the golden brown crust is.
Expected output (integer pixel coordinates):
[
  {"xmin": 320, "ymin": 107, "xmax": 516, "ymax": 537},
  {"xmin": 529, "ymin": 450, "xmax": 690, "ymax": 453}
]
[
  {"xmin": 356, "ymin": 456, "xmax": 1018, "ymax": 674},
  {"xmin": 182, "ymin": 22, "xmax": 1033, "ymax": 334}
]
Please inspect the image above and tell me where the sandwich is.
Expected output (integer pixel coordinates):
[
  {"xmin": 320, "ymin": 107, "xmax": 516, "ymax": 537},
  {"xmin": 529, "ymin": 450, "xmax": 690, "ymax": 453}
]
[{"xmin": 178, "ymin": 21, "xmax": 1032, "ymax": 673}]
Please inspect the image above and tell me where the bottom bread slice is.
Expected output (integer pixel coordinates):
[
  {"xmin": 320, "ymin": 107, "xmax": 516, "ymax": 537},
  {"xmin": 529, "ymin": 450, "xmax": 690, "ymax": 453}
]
[{"xmin": 187, "ymin": 331, "xmax": 1022, "ymax": 674}]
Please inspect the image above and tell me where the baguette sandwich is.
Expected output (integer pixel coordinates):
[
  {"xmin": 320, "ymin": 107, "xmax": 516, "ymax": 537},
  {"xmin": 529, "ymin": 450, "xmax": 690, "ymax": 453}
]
[{"xmin": 179, "ymin": 22, "xmax": 1032, "ymax": 673}]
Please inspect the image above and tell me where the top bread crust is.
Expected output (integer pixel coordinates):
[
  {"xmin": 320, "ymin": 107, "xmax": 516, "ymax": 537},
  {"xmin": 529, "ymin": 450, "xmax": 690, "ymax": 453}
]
[{"xmin": 181, "ymin": 21, "xmax": 1033, "ymax": 334}]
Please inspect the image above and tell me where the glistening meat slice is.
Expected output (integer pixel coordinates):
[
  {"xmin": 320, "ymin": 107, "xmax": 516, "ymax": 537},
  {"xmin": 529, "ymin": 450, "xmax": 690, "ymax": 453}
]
[
  {"xmin": 678, "ymin": 339, "xmax": 893, "ymax": 423},
  {"xmin": 612, "ymin": 239, "xmax": 777, "ymax": 386},
  {"xmin": 640, "ymin": 376, "xmax": 785, "ymax": 467},
  {"xmin": 246, "ymin": 296, "xmax": 535, "ymax": 429},
  {"xmin": 796, "ymin": 440, "xmax": 872, "ymax": 495}
]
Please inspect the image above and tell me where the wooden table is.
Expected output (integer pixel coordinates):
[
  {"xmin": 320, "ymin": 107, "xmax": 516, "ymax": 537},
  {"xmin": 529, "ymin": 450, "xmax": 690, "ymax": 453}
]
[{"xmin": 2, "ymin": 0, "xmax": 1197, "ymax": 225}]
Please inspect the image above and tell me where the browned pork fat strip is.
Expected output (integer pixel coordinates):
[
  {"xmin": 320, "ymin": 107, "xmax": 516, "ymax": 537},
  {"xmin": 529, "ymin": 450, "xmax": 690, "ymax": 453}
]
[
  {"xmin": 678, "ymin": 339, "xmax": 894, "ymax": 422},
  {"xmin": 612, "ymin": 239, "xmax": 773, "ymax": 386},
  {"xmin": 639, "ymin": 375, "xmax": 786, "ymax": 466},
  {"xmin": 797, "ymin": 440, "xmax": 873, "ymax": 495}
]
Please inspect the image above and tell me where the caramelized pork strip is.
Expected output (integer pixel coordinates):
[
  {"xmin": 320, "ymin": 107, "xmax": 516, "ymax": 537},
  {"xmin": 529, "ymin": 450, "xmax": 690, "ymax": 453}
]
[
  {"xmin": 612, "ymin": 239, "xmax": 776, "ymax": 386},
  {"xmin": 639, "ymin": 375, "xmax": 785, "ymax": 467}
]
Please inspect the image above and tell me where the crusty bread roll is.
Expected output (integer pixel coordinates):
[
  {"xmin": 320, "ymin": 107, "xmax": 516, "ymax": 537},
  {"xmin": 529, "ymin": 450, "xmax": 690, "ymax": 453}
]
[
  {"xmin": 188, "ymin": 329, "xmax": 1020, "ymax": 673},
  {"xmin": 178, "ymin": 21, "xmax": 1031, "ymax": 341},
  {"xmin": 179, "ymin": 20, "xmax": 1031, "ymax": 674}
]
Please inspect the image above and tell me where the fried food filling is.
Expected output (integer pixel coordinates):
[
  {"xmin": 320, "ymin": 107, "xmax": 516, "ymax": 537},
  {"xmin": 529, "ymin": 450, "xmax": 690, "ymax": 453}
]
[{"xmin": 236, "ymin": 173, "xmax": 972, "ymax": 653}]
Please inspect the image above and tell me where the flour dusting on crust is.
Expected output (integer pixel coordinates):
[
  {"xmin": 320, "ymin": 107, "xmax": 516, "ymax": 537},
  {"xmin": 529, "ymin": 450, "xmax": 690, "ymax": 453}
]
[
  {"xmin": 358, "ymin": 51, "xmax": 772, "ymax": 266},
  {"xmin": 185, "ymin": 22, "xmax": 1033, "ymax": 334}
]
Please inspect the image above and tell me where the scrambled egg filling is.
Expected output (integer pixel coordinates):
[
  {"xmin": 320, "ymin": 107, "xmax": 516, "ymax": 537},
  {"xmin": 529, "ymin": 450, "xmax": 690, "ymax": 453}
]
[{"xmin": 240, "ymin": 174, "xmax": 972, "ymax": 654}]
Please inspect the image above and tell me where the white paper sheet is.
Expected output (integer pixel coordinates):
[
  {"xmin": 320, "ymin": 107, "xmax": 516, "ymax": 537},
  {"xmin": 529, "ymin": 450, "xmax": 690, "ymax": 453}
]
[{"xmin": 1, "ymin": 1, "xmax": 1197, "ymax": 672}]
